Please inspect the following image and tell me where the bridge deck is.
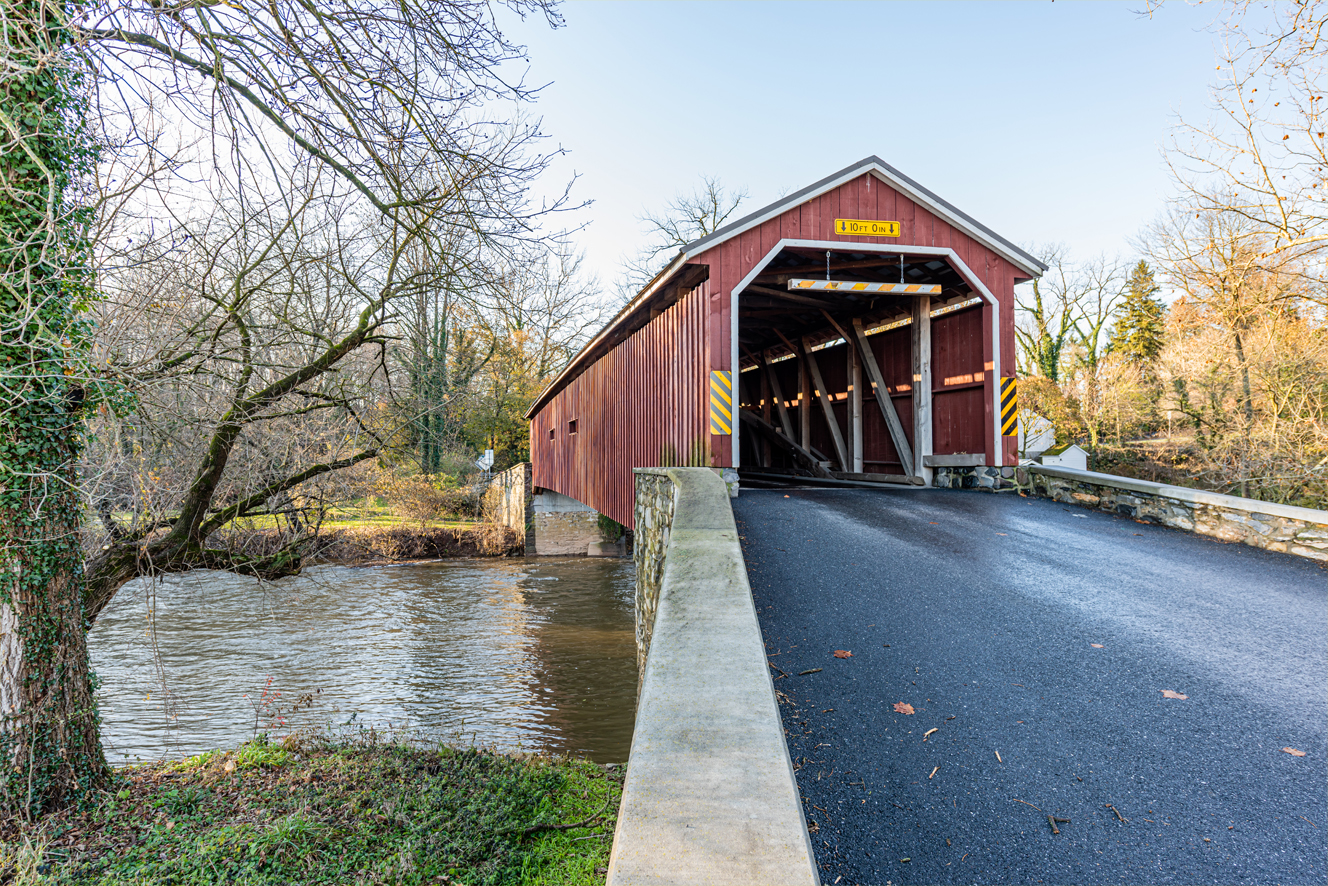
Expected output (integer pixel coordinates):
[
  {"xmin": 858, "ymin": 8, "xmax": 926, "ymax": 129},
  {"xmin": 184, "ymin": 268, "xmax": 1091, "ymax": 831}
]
[{"xmin": 734, "ymin": 487, "xmax": 1326, "ymax": 885}]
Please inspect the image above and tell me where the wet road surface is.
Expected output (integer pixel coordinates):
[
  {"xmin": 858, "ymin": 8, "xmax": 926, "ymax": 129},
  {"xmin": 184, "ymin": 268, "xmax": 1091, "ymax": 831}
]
[{"xmin": 734, "ymin": 486, "xmax": 1326, "ymax": 885}]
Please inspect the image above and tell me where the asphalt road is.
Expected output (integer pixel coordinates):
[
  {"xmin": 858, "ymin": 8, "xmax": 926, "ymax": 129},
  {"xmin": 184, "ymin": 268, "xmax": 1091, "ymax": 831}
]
[{"xmin": 733, "ymin": 486, "xmax": 1327, "ymax": 886}]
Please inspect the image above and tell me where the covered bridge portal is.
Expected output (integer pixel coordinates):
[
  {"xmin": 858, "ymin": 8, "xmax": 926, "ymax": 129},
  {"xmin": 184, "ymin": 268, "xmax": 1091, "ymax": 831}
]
[{"xmin": 526, "ymin": 157, "xmax": 1046, "ymax": 529}]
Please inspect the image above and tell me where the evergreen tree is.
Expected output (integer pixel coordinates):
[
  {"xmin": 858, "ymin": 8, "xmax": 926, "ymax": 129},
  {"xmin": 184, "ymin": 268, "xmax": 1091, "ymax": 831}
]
[{"xmin": 1108, "ymin": 261, "xmax": 1167, "ymax": 363}]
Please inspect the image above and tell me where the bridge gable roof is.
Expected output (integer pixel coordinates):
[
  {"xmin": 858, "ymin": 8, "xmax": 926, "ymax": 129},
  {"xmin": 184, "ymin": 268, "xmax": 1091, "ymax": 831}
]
[
  {"xmin": 682, "ymin": 156, "xmax": 1046, "ymax": 278},
  {"xmin": 526, "ymin": 156, "xmax": 1043, "ymax": 419}
]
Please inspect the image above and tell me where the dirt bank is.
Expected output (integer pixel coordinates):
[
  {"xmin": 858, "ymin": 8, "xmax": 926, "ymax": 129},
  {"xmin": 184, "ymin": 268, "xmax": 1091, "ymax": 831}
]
[{"xmin": 228, "ymin": 524, "xmax": 523, "ymax": 567}]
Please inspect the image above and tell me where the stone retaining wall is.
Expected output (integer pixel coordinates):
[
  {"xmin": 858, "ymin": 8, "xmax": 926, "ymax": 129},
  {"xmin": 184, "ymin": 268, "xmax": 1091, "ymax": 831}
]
[
  {"xmin": 933, "ymin": 463, "xmax": 1328, "ymax": 562},
  {"xmin": 631, "ymin": 469, "xmax": 674, "ymax": 679},
  {"xmin": 933, "ymin": 464, "xmax": 1019, "ymax": 491},
  {"xmin": 1024, "ymin": 465, "xmax": 1328, "ymax": 562}
]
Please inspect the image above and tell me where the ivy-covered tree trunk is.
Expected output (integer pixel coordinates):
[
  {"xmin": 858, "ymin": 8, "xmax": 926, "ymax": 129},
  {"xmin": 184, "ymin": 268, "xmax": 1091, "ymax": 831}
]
[{"xmin": 0, "ymin": 1, "xmax": 106, "ymax": 815}]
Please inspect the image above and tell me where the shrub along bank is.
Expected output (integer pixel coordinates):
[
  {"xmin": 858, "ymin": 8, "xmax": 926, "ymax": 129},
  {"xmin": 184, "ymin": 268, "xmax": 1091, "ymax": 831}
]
[
  {"xmin": 224, "ymin": 524, "xmax": 523, "ymax": 566},
  {"xmin": 0, "ymin": 736, "xmax": 622, "ymax": 885}
]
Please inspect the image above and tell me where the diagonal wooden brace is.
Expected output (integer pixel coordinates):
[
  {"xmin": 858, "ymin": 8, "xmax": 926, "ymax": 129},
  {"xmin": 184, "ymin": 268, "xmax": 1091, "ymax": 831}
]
[{"xmin": 850, "ymin": 318, "xmax": 915, "ymax": 476}]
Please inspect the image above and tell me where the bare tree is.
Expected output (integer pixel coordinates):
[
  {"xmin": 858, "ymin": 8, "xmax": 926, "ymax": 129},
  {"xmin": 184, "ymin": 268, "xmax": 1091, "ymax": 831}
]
[
  {"xmin": 1146, "ymin": 201, "xmax": 1313, "ymax": 495},
  {"xmin": 463, "ymin": 244, "xmax": 603, "ymax": 465},
  {"xmin": 1015, "ymin": 246, "xmax": 1126, "ymax": 381},
  {"xmin": 615, "ymin": 175, "xmax": 747, "ymax": 301},
  {"xmin": 3, "ymin": 0, "xmax": 574, "ymax": 812},
  {"xmin": 1166, "ymin": 0, "xmax": 1327, "ymax": 300}
]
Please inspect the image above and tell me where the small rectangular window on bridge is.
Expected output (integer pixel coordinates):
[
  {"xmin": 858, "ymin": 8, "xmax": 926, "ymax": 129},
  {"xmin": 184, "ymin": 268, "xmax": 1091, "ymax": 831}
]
[
  {"xmin": 549, "ymin": 427, "xmax": 555, "ymax": 440},
  {"xmin": 568, "ymin": 419, "xmax": 578, "ymax": 435}
]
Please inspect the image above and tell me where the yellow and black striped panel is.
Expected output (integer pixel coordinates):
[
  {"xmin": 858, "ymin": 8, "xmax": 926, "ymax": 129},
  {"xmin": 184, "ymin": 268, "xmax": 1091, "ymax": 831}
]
[
  {"xmin": 710, "ymin": 370, "xmax": 733, "ymax": 436},
  {"xmin": 1000, "ymin": 376, "xmax": 1018, "ymax": 436}
]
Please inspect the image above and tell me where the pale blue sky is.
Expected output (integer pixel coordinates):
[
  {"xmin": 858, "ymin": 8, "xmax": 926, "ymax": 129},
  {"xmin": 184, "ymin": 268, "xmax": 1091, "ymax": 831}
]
[{"xmin": 502, "ymin": 1, "xmax": 1241, "ymax": 289}]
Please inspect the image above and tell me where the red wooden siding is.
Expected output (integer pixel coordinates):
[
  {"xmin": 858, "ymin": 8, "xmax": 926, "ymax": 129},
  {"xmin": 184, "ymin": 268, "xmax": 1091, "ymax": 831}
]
[
  {"xmin": 863, "ymin": 326, "xmax": 914, "ymax": 473},
  {"xmin": 529, "ymin": 281, "xmax": 710, "ymax": 528},
  {"xmin": 931, "ymin": 306, "xmax": 988, "ymax": 456}
]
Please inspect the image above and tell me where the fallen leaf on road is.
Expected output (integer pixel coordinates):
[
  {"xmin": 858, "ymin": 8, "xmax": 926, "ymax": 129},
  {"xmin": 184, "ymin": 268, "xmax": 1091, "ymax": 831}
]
[
  {"xmin": 833, "ymin": 650, "xmax": 853, "ymax": 659},
  {"xmin": 893, "ymin": 702, "xmax": 915, "ymax": 715},
  {"xmin": 923, "ymin": 728, "xmax": 938, "ymax": 740},
  {"xmin": 783, "ymin": 495, "xmax": 790, "ymax": 498},
  {"xmin": 1282, "ymin": 747, "xmax": 1306, "ymax": 757},
  {"xmin": 1160, "ymin": 690, "xmax": 1188, "ymax": 699},
  {"xmin": 996, "ymin": 532, "xmax": 1007, "ymax": 536},
  {"xmin": 1091, "ymin": 643, "xmax": 1104, "ymax": 648},
  {"xmin": 798, "ymin": 668, "xmax": 822, "ymax": 676}
]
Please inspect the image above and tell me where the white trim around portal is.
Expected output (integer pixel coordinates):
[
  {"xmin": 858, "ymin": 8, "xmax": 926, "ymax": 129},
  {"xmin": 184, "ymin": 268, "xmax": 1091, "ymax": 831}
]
[{"xmin": 728, "ymin": 239, "xmax": 1004, "ymax": 468}]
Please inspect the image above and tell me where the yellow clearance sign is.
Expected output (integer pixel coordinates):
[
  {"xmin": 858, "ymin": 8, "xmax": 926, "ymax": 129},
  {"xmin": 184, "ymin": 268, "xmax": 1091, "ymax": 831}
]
[{"xmin": 836, "ymin": 218, "xmax": 900, "ymax": 237}]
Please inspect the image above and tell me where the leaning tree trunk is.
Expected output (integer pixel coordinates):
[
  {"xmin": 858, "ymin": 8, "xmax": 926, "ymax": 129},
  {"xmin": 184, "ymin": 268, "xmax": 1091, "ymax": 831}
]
[{"xmin": 1, "ymin": 1, "xmax": 107, "ymax": 815}]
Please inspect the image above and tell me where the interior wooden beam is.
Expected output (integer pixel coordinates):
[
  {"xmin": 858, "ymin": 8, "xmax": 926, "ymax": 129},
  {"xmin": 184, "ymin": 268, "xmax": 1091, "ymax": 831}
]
[
  {"xmin": 829, "ymin": 470, "xmax": 926, "ymax": 487},
  {"xmin": 743, "ymin": 284, "xmax": 848, "ymax": 308},
  {"xmin": 774, "ymin": 329, "xmax": 813, "ymax": 451},
  {"xmin": 758, "ymin": 350, "xmax": 797, "ymax": 442},
  {"xmin": 850, "ymin": 317, "xmax": 915, "ymax": 477},
  {"xmin": 850, "ymin": 339, "xmax": 863, "ymax": 473},
  {"xmin": 911, "ymin": 297, "xmax": 933, "ymax": 483},
  {"xmin": 738, "ymin": 409, "xmax": 833, "ymax": 479},
  {"xmin": 755, "ymin": 256, "xmax": 908, "ymax": 279},
  {"xmin": 798, "ymin": 334, "xmax": 849, "ymax": 472}
]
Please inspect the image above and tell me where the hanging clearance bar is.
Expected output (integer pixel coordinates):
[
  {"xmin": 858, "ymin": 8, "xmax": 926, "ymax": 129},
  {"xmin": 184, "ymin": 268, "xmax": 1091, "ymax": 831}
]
[
  {"xmin": 788, "ymin": 278, "xmax": 942, "ymax": 295},
  {"xmin": 1000, "ymin": 377, "xmax": 1019, "ymax": 436},
  {"xmin": 709, "ymin": 370, "xmax": 733, "ymax": 436}
]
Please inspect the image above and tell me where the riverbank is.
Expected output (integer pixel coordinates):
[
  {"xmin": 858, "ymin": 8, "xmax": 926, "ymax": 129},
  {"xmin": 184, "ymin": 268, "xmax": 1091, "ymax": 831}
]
[
  {"xmin": 0, "ymin": 735, "xmax": 622, "ymax": 885},
  {"xmin": 229, "ymin": 524, "xmax": 524, "ymax": 566}
]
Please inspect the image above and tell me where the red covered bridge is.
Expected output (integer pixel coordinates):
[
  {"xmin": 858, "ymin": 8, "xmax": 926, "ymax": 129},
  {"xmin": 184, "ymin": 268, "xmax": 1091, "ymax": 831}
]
[{"xmin": 525, "ymin": 156, "xmax": 1046, "ymax": 528}]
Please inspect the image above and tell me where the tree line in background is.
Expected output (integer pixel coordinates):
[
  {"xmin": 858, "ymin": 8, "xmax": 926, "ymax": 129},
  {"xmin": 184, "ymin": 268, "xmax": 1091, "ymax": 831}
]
[{"xmin": 1015, "ymin": 1, "xmax": 1326, "ymax": 509}]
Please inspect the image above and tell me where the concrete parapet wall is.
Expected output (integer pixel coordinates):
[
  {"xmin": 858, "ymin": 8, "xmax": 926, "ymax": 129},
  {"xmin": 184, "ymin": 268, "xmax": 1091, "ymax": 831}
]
[
  {"xmin": 614, "ymin": 467, "xmax": 817, "ymax": 885},
  {"xmin": 1023, "ymin": 465, "xmax": 1328, "ymax": 562}
]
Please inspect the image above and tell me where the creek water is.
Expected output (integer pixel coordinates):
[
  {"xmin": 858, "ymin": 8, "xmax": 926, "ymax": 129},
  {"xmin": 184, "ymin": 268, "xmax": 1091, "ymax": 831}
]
[{"xmin": 88, "ymin": 557, "xmax": 638, "ymax": 765}]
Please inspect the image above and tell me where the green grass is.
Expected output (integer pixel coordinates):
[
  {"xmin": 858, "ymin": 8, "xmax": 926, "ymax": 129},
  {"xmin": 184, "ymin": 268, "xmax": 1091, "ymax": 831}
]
[{"xmin": 1, "ymin": 736, "xmax": 622, "ymax": 885}]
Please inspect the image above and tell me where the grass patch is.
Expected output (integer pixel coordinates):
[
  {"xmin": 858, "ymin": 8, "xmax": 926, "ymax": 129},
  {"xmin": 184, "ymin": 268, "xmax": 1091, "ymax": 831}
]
[{"xmin": 1, "ymin": 736, "xmax": 622, "ymax": 885}]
